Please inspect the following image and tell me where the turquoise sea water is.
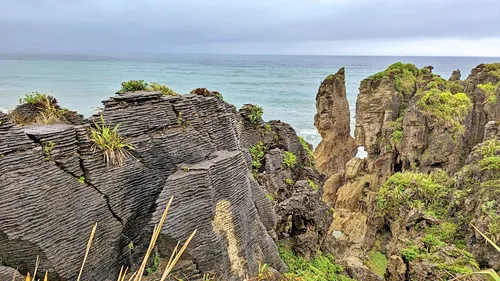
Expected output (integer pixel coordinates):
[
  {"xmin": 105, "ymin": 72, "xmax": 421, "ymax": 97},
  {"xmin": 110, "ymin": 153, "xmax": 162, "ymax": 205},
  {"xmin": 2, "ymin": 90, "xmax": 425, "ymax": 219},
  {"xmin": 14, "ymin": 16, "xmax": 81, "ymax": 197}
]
[{"xmin": 0, "ymin": 53, "xmax": 499, "ymax": 147}]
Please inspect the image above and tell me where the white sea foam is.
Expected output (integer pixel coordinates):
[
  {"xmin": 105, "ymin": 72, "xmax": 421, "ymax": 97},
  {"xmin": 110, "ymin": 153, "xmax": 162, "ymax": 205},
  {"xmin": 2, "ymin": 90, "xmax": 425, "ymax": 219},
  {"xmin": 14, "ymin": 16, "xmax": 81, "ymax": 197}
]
[{"xmin": 0, "ymin": 107, "xmax": 8, "ymax": 114}]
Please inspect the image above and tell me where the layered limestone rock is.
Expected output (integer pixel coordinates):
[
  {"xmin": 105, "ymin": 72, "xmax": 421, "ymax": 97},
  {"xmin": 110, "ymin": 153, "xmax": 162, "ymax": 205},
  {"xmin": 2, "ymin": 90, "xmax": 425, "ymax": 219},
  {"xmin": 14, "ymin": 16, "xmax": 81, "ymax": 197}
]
[
  {"xmin": 320, "ymin": 63, "xmax": 500, "ymax": 280},
  {"xmin": 0, "ymin": 90, "xmax": 326, "ymax": 281},
  {"xmin": 314, "ymin": 68, "xmax": 357, "ymax": 177}
]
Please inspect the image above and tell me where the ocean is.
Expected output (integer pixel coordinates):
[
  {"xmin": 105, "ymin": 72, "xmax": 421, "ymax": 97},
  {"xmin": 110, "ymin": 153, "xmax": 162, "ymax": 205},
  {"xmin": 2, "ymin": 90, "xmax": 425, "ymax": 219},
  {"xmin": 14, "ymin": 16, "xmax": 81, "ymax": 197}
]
[{"xmin": 0, "ymin": 53, "xmax": 499, "ymax": 148}]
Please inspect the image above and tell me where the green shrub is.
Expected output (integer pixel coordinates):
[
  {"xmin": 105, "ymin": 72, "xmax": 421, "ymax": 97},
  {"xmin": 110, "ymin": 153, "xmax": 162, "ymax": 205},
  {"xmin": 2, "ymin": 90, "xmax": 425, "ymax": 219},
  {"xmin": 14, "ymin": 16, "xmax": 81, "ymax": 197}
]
[
  {"xmin": 19, "ymin": 92, "xmax": 48, "ymax": 104},
  {"xmin": 77, "ymin": 176, "xmax": 86, "ymax": 184},
  {"xmin": 249, "ymin": 142, "xmax": 266, "ymax": 171},
  {"xmin": 284, "ymin": 178, "xmax": 295, "ymax": 186},
  {"xmin": 248, "ymin": 105, "xmax": 263, "ymax": 125},
  {"xmin": 416, "ymin": 89, "xmax": 472, "ymax": 133},
  {"xmin": 282, "ymin": 151, "xmax": 297, "ymax": 169},
  {"xmin": 478, "ymin": 82, "xmax": 498, "ymax": 104},
  {"xmin": 148, "ymin": 82, "xmax": 178, "ymax": 96},
  {"xmin": 446, "ymin": 81, "xmax": 465, "ymax": 94},
  {"xmin": 364, "ymin": 251, "xmax": 387, "ymax": 277},
  {"xmin": 89, "ymin": 115, "xmax": 135, "ymax": 166},
  {"xmin": 119, "ymin": 80, "xmax": 148, "ymax": 92},
  {"xmin": 279, "ymin": 246, "xmax": 355, "ymax": 281}
]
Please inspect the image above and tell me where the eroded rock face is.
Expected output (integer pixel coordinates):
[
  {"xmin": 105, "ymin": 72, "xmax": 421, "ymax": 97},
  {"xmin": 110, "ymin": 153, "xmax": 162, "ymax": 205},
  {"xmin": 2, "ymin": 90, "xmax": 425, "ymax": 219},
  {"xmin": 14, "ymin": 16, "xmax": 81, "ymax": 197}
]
[
  {"xmin": 314, "ymin": 68, "xmax": 357, "ymax": 177},
  {"xmin": 319, "ymin": 63, "xmax": 500, "ymax": 280},
  {"xmin": 1, "ymin": 91, "xmax": 326, "ymax": 280}
]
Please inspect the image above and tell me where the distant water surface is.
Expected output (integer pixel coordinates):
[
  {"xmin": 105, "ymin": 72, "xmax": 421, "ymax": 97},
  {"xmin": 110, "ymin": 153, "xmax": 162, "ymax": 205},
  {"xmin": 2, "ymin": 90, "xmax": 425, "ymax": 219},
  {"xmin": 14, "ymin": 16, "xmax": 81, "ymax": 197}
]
[{"xmin": 0, "ymin": 53, "xmax": 499, "ymax": 147}]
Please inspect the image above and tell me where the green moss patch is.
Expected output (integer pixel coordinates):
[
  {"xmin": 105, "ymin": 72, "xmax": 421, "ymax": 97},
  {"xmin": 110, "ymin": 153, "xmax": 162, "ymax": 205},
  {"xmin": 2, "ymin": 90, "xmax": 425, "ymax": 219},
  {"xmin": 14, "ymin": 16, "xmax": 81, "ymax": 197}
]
[
  {"xmin": 279, "ymin": 245, "xmax": 356, "ymax": 281},
  {"xmin": 377, "ymin": 171, "xmax": 455, "ymax": 219},
  {"xmin": 416, "ymin": 89, "xmax": 472, "ymax": 133},
  {"xmin": 478, "ymin": 82, "xmax": 498, "ymax": 104},
  {"xmin": 367, "ymin": 62, "xmax": 419, "ymax": 94},
  {"xmin": 364, "ymin": 251, "xmax": 387, "ymax": 277}
]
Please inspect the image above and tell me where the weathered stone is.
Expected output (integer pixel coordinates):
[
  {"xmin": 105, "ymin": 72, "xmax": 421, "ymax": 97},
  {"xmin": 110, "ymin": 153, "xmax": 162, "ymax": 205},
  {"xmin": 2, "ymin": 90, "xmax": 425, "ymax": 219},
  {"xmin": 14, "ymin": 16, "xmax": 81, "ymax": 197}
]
[
  {"xmin": 314, "ymin": 68, "xmax": 357, "ymax": 177},
  {"xmin": 449, "ymin": 69, "xmax": 461, "ymax": 81}
]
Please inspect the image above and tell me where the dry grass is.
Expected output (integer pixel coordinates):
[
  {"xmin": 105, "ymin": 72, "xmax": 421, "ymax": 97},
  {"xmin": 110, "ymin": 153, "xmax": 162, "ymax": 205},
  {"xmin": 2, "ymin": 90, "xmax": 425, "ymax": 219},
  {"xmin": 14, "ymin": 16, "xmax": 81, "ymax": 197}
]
[
  {"xmin": 89, "ymin": 115, "xmax": 135, "ymax": 166},
  {"xmin": 17, "ymin": 196, "xmax": 197, "ymax": 281}
]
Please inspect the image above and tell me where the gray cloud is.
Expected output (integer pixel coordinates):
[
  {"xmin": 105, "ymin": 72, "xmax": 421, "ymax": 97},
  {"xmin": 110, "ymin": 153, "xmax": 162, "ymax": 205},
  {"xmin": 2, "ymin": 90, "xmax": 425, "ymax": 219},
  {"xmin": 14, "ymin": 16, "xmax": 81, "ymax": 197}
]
[{"xmin": 1, "ymin": 0, "xmax": 499, "ymax": 53}]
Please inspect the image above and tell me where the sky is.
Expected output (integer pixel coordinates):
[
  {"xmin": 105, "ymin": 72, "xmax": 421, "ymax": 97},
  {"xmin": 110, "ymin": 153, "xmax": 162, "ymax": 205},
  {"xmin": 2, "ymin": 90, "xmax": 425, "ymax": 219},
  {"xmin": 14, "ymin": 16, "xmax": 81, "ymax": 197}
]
[{"xmin": 1, "ymin": 0, "xmax": 500, "ymax": 56}]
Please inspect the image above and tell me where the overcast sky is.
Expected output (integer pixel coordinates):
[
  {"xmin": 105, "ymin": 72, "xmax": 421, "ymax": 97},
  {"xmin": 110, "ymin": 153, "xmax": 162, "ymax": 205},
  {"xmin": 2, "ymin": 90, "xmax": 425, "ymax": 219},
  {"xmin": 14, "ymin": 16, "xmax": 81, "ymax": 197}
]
[{"xmin": 1, "ymin": 0, "xmax": 500, "ymax": 56}]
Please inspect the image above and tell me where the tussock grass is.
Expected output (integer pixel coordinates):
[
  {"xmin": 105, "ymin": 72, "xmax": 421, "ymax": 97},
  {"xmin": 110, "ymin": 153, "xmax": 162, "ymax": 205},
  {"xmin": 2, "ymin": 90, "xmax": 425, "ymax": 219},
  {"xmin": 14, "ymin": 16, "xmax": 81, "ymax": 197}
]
[
  {"xmin": 17, "ymin": 196, "xmax": 197, "ymax": 281},
  {"xmin": 89, "ymin": 115, "xmax": 135, "ymax": 166}
]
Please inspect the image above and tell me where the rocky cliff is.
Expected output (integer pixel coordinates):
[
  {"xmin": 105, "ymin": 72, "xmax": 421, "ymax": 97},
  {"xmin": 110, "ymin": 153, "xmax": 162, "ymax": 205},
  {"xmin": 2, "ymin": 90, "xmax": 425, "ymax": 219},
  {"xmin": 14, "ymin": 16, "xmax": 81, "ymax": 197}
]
[
  {"xmin": 0, "ymin": 89, "xmax": 328, "ymax": 281},
  {"xmin": 314, "ymin": 68, "xmax": 357, "ymax": 178},
  {"xmin": 319, "ymin": 62, "xmax": 500, "ymax": 280}
]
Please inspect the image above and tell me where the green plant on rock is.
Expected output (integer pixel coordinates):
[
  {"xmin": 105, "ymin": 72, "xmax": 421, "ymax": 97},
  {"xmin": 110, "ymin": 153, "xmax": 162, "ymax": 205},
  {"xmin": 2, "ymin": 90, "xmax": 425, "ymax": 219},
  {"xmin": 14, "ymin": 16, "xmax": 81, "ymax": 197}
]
[
  {"xmin": 480, "ymin": 156, "xmax": 500, "ymax": 171},
  {"xmin": 416, "ymin": 89, "xmax": 472, "ymax": 134},
  {"xmin": 249, "ymin": 142, "xmax": 266, "ymax": 172},
  {"xmin": 391, "ymin": 130, "xmax": 403, "ymax": 144},
  {"xmin": 43, "ymin": 141, "xmax": 55, "ymax": 161},
  {"xmin": 364, "ymin": 251, "xmax": 387, "ymax": 277},
  {"xmin": 446, "ymin": 81, "xmax": 465, "ymax": 94},
  {"xmin": 279, "ymin": 245, "xmax": 355, "ymax": 281},
  {"xmin": 308, "ymin": 179, "xmax": 319, "ymax": 190},
  {"xmin": 377, "ymin": 171, "xmax": 455, "ymax": 219},
  {"xmin": 367, "ymin": 62, "xmax": 419, "ymax": 94},
  {"xmin": 260, "ymin": 123, "xmax": 272, "ymax": 136},
  {"xmin": 485, "ymin": 63, "xmax": 500, "ymax": 80},
  {"xmin": 148, "ymin": 82, "xmax": 179, "ymax": 96},
  {"xmin": 119, "ymin": 80, "xmax": 149, "ymax": 92},
  {"xmin": 298, "ymin": 136, "xmax": 314, "ymax": 160},
  {"xmin": 19, "ymin": 92, "xmax": 48, "ymax": 104},
  {"xmin": 146, "ymin": 252, "xmax": 160, "ymax": 275},
  {"xmin": 478, "ymin": 82, "xmax": 498, "ymax": 104},
  {"xmin": 89, "ymin": 115, "xmax": 135, "ymax": 166},
  {"xmin": 248, "ymin": 105, "xmax": 263, "ymax": 125},
  {"xmin": 77, "ymin": 176, "xmax": 85, "ymax": 184},
  {"xmin": 282, "ymin": 151, "xmax": 297, "ymax": 169},
  {"xmin": 284, "ymin": 178, "xmax": 295, "ymax": 186}
]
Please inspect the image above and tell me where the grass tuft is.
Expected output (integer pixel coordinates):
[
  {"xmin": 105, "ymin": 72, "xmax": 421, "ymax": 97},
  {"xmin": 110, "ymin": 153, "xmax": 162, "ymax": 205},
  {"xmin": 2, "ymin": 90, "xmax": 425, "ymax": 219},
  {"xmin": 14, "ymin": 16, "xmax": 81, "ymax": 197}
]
[{"xmin": 89, "ymin": 115, "xmax": 135, "ymax": 166}]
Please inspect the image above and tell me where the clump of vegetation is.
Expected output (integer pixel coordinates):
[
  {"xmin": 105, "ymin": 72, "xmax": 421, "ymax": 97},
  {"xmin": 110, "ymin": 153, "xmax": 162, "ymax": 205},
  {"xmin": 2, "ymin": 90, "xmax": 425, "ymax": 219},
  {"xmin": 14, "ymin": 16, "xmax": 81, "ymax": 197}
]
[
  {"xmin": 478, "ymin": 82, "xmax": 498, "ymax": 104},
  {"xmin": 282, "ymin": 151, "xmax": 297, "ymax": 169},
  {"xmin": 325, "ymin": 74, "xmax": 335, "ymax": 80},
  {"xmin": 10, "ymin": 92, "xmax": 68, "ymax": 125},
  {"xmin": 119, "ymin": 80, "xmax": 149, "ymax": 92},
  {"xmin": 284, "ymin": 178, "xmax": 295, "ymax": 186},
  {"xmin": 148, "ymin": 82, "xmax": 178, "ymax": 96},
  {"xmin": 77, "ymin": 176, "xmax": 86, "ymax": 184},
  {"xmin": 485, "ymin": 63, "xmax": 500, "ymax": 80},
  {"xmin": 260, "ymin": 123, "xmax": 272, "ymax": 136},
  {"xmin": 279, "ymin": 245, "xmax": 355, "ymax": 281},
  {"xmin": 416, "ymin": 89, "xmax": 472, "ymax": 134},
  {"xmin": 42, "ymin": 141, "xmax": 55, "ymax": 161},
  {"xmin": 377, "ymin": 171, "xmax": 455, "ymax": 219},
  {"xmin": 367, "ymin": 62, "xmax": 419, "ymax": 94},
  {"xmin": 19, "ymin": 92, "xmax": 48, "ymax": 104},
  {"xmin": 248, "ymin": 105, "xmax": 263, "ymax": 125},
  {"xmin": 249, "ymin": 142, "xmax": 267, "ymax": 172},
  {"xmin": 298, "ymin": 136, "xmax": 314, "ymax": 160},
  {"xmin": 364, "ymin": 251, "xmax": 387, "ymax": 277},
  {"xmin": 308, "ymin": 179, "xmax": 319, "ymax": 190},
  {"xmin": 391, "ymin": 130, "xmax": 403, "ymax": 144},
  {"xmin": 446, "ymin": 81, "xmax": 464, "ymax": 94},
  {"xmin": 119, "ymin": 80, "xmax": 178, "ymax": 96},
  {"xmin": 89, "ymin": 115, "xmax": 135, "ymax": 166},
  {"xmin": 146, "ymin": 252, "xmax": 160, "ymax": 275}
]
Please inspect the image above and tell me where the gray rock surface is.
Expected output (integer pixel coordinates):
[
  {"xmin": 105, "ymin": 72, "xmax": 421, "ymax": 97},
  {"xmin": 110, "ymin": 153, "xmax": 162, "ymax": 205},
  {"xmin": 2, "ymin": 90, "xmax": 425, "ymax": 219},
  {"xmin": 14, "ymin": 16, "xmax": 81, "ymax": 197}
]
[{"xmin": 0, "ymin": 92, "xmax": 297, "ymax": 281}]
